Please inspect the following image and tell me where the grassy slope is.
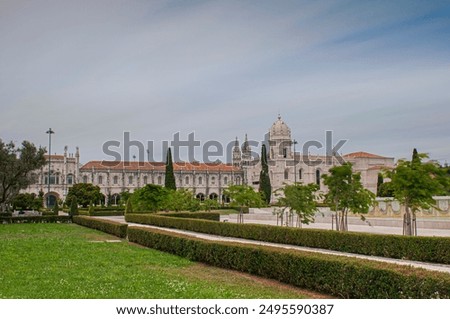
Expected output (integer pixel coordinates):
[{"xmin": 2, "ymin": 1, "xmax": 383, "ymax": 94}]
[{"xmin": 0, "ymin": 223, "xmax": 317, "ymax": 299}]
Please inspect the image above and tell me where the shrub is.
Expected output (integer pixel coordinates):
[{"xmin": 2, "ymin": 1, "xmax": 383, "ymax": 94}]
[
  {"xmin": 125, "ymin": 214, "xmax": 450, "ymax": 264},
  {"xmin": 89, "ymin": 211, "xmax": 124, "ymax": 217},
  {"xmin": 0, "ymin": 216, "xmax": 70, "ymax": 224},
  {"xmin": 73, "ymin": 216, "xmax": 127, "ymax": 238},
  {"xmin": 127, "ymin": 226, "xmax": 450, "ymax": 299},
  {"xmin": 158, "ymin": 212, "xmax": 220, "ymax": 221}
]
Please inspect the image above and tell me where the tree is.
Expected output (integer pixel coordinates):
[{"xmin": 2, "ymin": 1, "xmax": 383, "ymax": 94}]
[
  {"xmin": 224, "ymin": 185, "xmax": 263, "ymax": 210},
  {"xmin": 125, "ymin": 198, "xmax": 133, "ymax": 214},
  {"xmin": 0, "ymin": 140, "xmax": 46, "ymax": 211},
  {"xmin": 131, "ymin": 184, "xmax": 170, "ymax": 212},
  {"xmin": 202, "ymin": 198, "xmax": 219, "ymax": 212},
  {"xmin": 258, "ymin": 144, "xmax": 272, "ymax": 204},
  {"xmin": 66, "ymin": 183, "xmax": 104, "ymax": 208},
  {"xmin": 276, "ymin": 183, "xmax": 319, "ymax": 227},
  {"xmin": 69, "ymin": 197, "xmax": 79, "ymax": 216},
  {"xmin": 12, "ymin": 193, "xmax": 43, "ymax": 211},
  {"xmin": 88, "ymin": 200, "xmax": 94, "ymax": 215},
  {"xmin": 164, "ymin": 148, "xmax": 176, "ymax": 190},
  {"xmin": 53, "ymin": 200, "xmax": 60, "ymax": 215},
  {"xmin": 388, "ymin": 149, "xmax": 448, "ymax": 236},
  {"xmin": 165, "ymin": 189, "xmax": 200, "ymax": 212},
  {"xmin": 322, "ymin": 162, "xmax": 375, "ymax": 231},
  {"xmin": 376, "ymin": 173, "xmax": 383, "ymax": 197}
]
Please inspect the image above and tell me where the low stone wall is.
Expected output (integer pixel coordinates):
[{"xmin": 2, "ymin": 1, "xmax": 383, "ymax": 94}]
[{"xmin": 369, "ymin": 196, "xmax": 450, "ymax": 217}]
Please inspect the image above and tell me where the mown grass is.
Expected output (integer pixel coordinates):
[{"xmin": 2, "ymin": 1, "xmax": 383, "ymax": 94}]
[{"xmin": 0, "ymin": 223, "xmax": 318, "ymax": 299}]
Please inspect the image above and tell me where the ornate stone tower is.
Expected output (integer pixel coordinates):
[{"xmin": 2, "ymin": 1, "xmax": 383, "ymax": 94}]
[
  {"xmin": 232, "ymin": 137, "xmax": 242, "ymax": 167},
  {"xmin": 269, "ymin": 115, "xmax": 292, "ymax": 160},
  {"xmin": 241, "ymin": 134, "xmax": 252, "ymax": 166}
]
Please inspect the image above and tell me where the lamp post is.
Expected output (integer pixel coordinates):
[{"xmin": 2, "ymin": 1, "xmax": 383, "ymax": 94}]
[
  {"xmin": 293, "ymin": 139, "xmax": 298, "ymax": 184},
  {"xmin": 46, "ymin": 128, "xmax": 55, "ymax": 208}
]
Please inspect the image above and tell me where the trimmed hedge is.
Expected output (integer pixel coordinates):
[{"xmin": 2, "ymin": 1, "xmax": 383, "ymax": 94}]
[
  {"xmin": 0, "ymin": 216, "xmax": 70, "ymax": 224},
  {"xmin": 125, "ymin": 214, "xmax": 450, "ymax": 264},
  {"xmin": 89, "ymin": 211, "xmax": 124, "ymax": 217},
  {"xmin": 73, "ymin": 216, "xmax": 128, "ymax": 238},
  {"xmin": 127, "ymin": 226, "xmax": 450, "ymax": 299},
  {"xmin": 158, "ymin": 212, "xmax": 220, "ymax": 221}
]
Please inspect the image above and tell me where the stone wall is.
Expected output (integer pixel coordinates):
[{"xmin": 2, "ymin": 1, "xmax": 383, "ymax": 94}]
[{"xmin": 369, "ymin": 196, "xmax": 450, "ymax": 217}]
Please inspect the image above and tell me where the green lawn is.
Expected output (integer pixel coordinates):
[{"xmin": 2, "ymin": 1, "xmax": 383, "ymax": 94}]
[{"xmin": 0, "ymin": 223, "xmax": 317, "ymax": 299}]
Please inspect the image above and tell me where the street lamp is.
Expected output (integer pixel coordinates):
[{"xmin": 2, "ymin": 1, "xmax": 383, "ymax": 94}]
[
  {"xmin": 46, "ymin": 128, "xmax": 55, "ymax": 208},
  {"xmin": 293, "ymin": 139, "xmax": 298, "ymax": 184}
]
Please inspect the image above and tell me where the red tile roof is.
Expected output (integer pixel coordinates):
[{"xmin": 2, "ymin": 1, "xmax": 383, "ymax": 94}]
[
  {"xmin": 344, "ymin": 152, "xmax": 388, "ymax": 159},
  {"xmin": 80, "ymin": 161, "xmax": 241, "ymax": 172}
]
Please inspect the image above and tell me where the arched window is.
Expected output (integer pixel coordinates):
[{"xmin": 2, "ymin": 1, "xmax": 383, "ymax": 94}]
[
  {"xmin": 128, "ymin": 176, "xmax": 133, "ymax": 185},
  {"xmin": 83, "ymin": 176, "xmax": 88, "ymax": 183},
  {"xmin": 284, "ymin": 169, "xmax": 289, "ymax": 180},
  {"xmin": 211, "ymin": 176, "xmax": 216, "ymax": 185},
  {"xmin": 316, "ymin": 169, "xmax": 321, "ymax": 186},
  {"xmin": 283, "ymin": 148, "xmax": 287, "ymax": 158},
  {"xmin": 67, "ymin": 174, "xmax": 74, "ymax": 185},
  {"xmin": 198, "ymin": 176, "xmax": 203, "ymax": 185},
  {"xmin": 224, "ymin": 176, "xmax": 228, "ymax": 185},
  {"xmin": 298, "ymin": 168, "xmax": 303, "ymax": 180},
  {"xmin": 113, "ymin": 176, "xmax": 118, "ymax": 184},
  {"xmin": 143, "ymin": 176, "xmax": 148, "ymax": 184},
  {"xmin": 185, "ymin": 176, "xmax": 189, "ymax": 185},
  {"xmin": 157, "ymin": 176, "xmax": 162, "ymax": 185},
  {"xmin": 98, "ymin": 175, "xmax": 103, "ymax": 184},
  {"xmin": 236, "ymin": 176, "xmax": 241, "ymax": 185}
]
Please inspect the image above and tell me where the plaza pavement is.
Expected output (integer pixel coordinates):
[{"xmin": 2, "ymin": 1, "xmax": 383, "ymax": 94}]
[{"xmin": 98, "ymin": 216, "xmax": 450, "ymax": 274}]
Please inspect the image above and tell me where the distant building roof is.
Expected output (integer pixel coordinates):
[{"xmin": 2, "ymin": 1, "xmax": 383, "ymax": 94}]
[
  {"xmin": 80, "ymin": 161, "xmax": 241, "ymax": 172},
  {"xmin": 344, "ymin": 152, "xmax": 389, "ymax": 159},
  {"xmin": 44, "ymin": 154, "xmax": 65, "ymax": 160}
]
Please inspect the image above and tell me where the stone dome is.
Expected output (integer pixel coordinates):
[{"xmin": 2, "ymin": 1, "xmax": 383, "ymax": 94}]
[{"xmin": 269, "ymin": 115, "xmax": 291, "ymax": 139}]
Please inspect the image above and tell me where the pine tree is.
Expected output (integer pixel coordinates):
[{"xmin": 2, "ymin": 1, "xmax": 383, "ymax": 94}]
[
  {"xmin": 258, "ymin": 144, "xmax": 272, "ymax": 204},
  {"xmin": 165, "ymin": 148, "xmax": 176, "ymax": 190},
  {"xmin": 69, "ymin": 197, "xmax": 78, "ymax": 216}
]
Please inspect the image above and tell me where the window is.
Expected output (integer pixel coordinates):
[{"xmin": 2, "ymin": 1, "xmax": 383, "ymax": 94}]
[
  {"xmin": 198, "ymin": 176, "xmax": 203, "ymax": 185},
  {"xmin": 67, "ymin": 174, "xmax": 74, "ymax": 185},
  {"xmin": 224, "ymin": 176, "xmax": 228, "ymax": 185},
  {"xmin": 128, "ymin": 176, "xmax": 133, "ymax": 185},
  {"xmin": 45, "ymin": 173, "xmax": 59, "ymax": 185},
  {"xmin": 211, "ymin": 176, "xmax": 215, "ymax": 185},
  {"xmin": 113, "ymin": 176, "xmax": 118, "ymax": 184},
  {"xmin": 185, "ymin": 176, "xmax": 189, "ymax": 185},
  {"xmin": 316, "ymin": 170, "xmax": 320, "ymax": 186},
  {"xmin": 283, "ymin": 148, "xmax": 287, "ymax": 158},
  {"xmin": 83, "ymin": 176, "xmax": 88, "ymax": 183},
  {"xmin": 143, "ymin": 176, "xmax": 148, "ymax": 184},
  {"xmin": 236, "ymin": 177, "xmax": 241, "ymax": 185},
  {"xmin": 284, "ymin": 169, "xmax": 289, "ymax": 180},
  {"xmin": 98, "ymin": 175, "xmax": 103, "ymax": 184},
  {"xmin": 157, "ymin": 176, "xmax": 162, "ymax": 184},
  {"xmin": 298, "ymin": 169, "xmax": 302, "ymax": 180}
]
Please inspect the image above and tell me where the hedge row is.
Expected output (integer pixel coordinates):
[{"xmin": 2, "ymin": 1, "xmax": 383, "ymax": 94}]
[
  {"xmin": 127, "ymin": 226, "xmax": 450, "ymax": 299},
  {"xmin": 73, "ymin": 216, "xmax": 128, "ymax": 238},
  {"xmin": 158, "ymin": 212, "xmax": 220, "ymax": 221},
  {"xmin": 89, "ymin": 211, "xmax": 124, "ymax": 217},
  {"xmin": 125, "ymin": 214, "xmax": 450, "ymax": 264},
  {"xmin": 0, "ymin": 216, "xmax": 71, "ymax": 224}
]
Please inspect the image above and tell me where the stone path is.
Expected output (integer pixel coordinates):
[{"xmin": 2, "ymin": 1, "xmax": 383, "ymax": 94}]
[{"xmin": 98, "ymin": 216, "xmax": 450, "ymax": 274}]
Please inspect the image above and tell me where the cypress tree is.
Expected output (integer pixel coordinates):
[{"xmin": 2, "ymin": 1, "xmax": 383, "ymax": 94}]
[
  {"xmin": 125, "ymin": 198, "xmax": 133, "ymax": 215},
  {"xmin": 376, "ymin": 173, "xmax": 384, "ymax": 197},
  {"xmin": 165, "ymin": 147, "xmax": 176, "ymax": 190},
  {"xmin": 69, "ymin": 197, "xmax": 78, "ymax": 216},
  {"xmin": 52, "ymin": 200, "xmax": 60, "ymax": 215},
  {"xmin": 259, "ymin": 144, "xmax": 272, "ymax": 204}
]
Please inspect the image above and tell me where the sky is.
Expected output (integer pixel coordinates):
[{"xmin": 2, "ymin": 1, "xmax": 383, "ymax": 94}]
[{"xmin": 1, "ymin": 0, "xmax": 449, "ymax": 165}]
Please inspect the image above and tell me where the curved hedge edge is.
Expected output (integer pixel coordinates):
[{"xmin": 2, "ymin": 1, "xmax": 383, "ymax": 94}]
[
  {"xmin": 0, "ymin": 216, "xmax": 71, "ymax": 224},
  {"xmin": 125, "ymin": 214, "xmax": 450, "ymax": 265},
  {"xmin": 158, "ymin": 212, "xmax": 220, "ymax": 221},
  {"xmin": 127, "ymin": 226, "xmax": 450, "ymax": 299},
  {"xmin": 73, "ymin": 216, "xmax": 128, "ymax": 238}
]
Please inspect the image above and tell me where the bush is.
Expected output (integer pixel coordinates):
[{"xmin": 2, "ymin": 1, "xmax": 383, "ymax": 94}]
[
  {"xmin": 125, "ymin": 214, "xmax": 450, "ymax": 264},
  {"xmin": 89, "ymin": 211, "xmax": 124, "ymax": 217},
  {"xmin": 158, "ymin": 212, "xmax": 220, "ymax": 221},
  {"xmin": 73, "ymin": 216, "xmax": 128, "ymax": 238},
  {"xmin": 127, "ymin": 226, "xmax": 450, "ymax": 299},
  {"xmin": 0, "ymin": 216, "xmax": 70, "ymax": 224}
]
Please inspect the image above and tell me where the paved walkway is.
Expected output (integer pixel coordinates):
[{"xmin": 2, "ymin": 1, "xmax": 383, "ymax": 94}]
[{"xmin": 98, "ymin": 216, "xmax": 450, "ymax": 274}]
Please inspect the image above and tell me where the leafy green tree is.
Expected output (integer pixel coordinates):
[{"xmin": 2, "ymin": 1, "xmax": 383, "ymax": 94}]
[
  {"xmin": 66, "ymin": 183, "xmax": 104, "ymax": 208},
  {"xmin": 388, "ymin": 150, "xmax": 448, "ymax": 236},
  {"xmin": 224, "ymin": 185, "xmax": 263, "ymax": 209},
  {"xmin": 88, "ymin": 200, "xmax": 94, "ymax": 215},
  {"xmin": 378, "ymin": 180, "xmax": 394, "ymax": 197},
  {"xmin": 125, "ymin": 198, "xmax": 133, "ymax": 214},
  {"xmin": 131, "ymin": 184, "xmax": 170, "ymax": 212},
  {"xmin": 276, "ymin": 183, "xmax": 319, "ymax": 227},
  {"xmin": 12, "ymin": 193, "xmax": 43, "ymax": 211},
  {"xmin": 53, "ymin": 200, "xmax": 60, "ymax": 215},
  {"xmin": 165, "ymin": 189, "xmax": 199, "ymax": 212},
  {"xmin": 376, "ymin": 173, "xmax": 383, "ymax": 197},
  {"xmin": 119, "ymin": 190, "xmax": 131, "ymax": 206},
  {"xmin": 202, "ymin": 198, "xmax": 219, "ymax": 212},
  {"xmin": 69, "ymin": 197, "xmax": 79, "ymax": 216},
  {"xmin": 258, "ymin": 144, "xmax": 272, "ymax": 204},
  {"xmin": 322, "ymin": 162, "xmax": 375, "ymax": 231},
  {"xmin": 164, "ymin": 148, "xmax": 176, "ymax": 190},
  {"xmin": 0, "ymin": 140, "xmax": 46, "ymax": 211}
]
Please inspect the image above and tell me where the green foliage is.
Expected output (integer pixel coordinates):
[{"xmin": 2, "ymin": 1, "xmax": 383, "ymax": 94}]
[
  {"xmin": 165, "ymin": 189, "xmax": 200, "ymax": 212},
  {"xmin": 258, "ymin": 144, "xmax": 271, "ymax": 204},
  {"xmin": 128, "ymin": 226, "xmax": 450, "ymax": 298},
  {"xmin": 378, "ymin": 181, "xmax": 394, "ymax": 197},
  {"xmin": 52, "ymin": 200, "xmax": 60, "ymax": 215},
  {"xmin": 125, "ymin": 198, "xmax": 133, "ymax": 214},
  {"xmin": 224, "ymin": 185, "xmax": 263, "ymax": 209},
  {"xmin": 276, "ymin": 183, "xmax": 319, "ymax": 225},
  {"xmin": 126, "ymin": 214, "xmax": 450, "ymax": 264},
  {"xmin": 131, "ymin": 184, "xmax": 170, "ymax": 212},
  {"xmin": 69, "ymin": 197, "xmax": 79, "ymax": 216},
  {"xmin": 322, "ymin": 162, "xmax": 375, "ymax": 231},
  {"xmin": 73, "ymin": 216, "xmax": 128, "ymax": 238},
  {"xmin": 201, "ymin": 198, "xmax": 219, "ymax": 212},
  {"xmin": 158, "ymin": 212, "xmax": 220, "ymax": 221},
  {"xmin": 119, "ymin": 190, "xmax": 131, "ymax": 206},
  {"xmin": 66, "ymin": 183, "xmax": 104, "ymax": 208},
  {"xmin": 164, "ymin": 148, "xmax": 176, "ymax": 190},
  {"xmin": 0, "ymin": 216, "xmax": 70, "ymax": 223},
  {"xmin": 0, "ymin": 140, "xmax": 46, "ymax": 209},
  {"xmin": 12, "ymin": 193, "xmax": 43, "ymax": 211}
]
